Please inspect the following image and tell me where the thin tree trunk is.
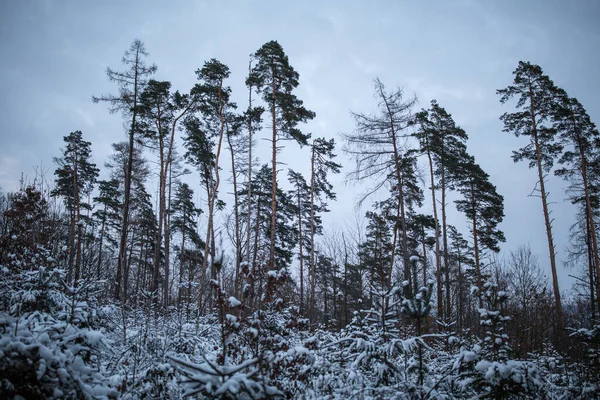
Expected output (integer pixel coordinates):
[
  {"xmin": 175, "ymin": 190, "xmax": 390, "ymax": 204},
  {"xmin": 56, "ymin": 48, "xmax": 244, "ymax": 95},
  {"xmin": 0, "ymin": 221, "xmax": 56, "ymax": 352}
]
[
  {"xmin": 380, "ymin": 86, "xmax": 410, "ymax": 296},
  {"xmin": 309, "ymin": 146, "xmax": 316, "ymax": 318},
  {"xmin": 576, "ymin": 131, "xmax": 600, "ymax": 313},
  {"xmin": 97, "ymin": 204, "xmax": 107, "ymax": 280},
  {"xmin": 68, "ymin": 208, "xmax": 75, "ymax": 284},
  {"xmin": 269, "ymin": 75, "xmax": 277, "ymax": 271},
  {"xmin": 178, "ymin": 214, "xmax": 186, "ymax": 309},
  {"xmin": 162, "ymin": 99, "xmax": 196, "ymax": 307},
  {"xmin": 587, "ymin": 216, "xmax": 597, "ymax": 320},
  {"xmin": 441, "ymin": 155, "xmax": 451, "ymax": 320},
  {"xmin": 426, "ymin": 141, "xmax": 443, "ymax": 320},
  {"xmin": 471, "ymin": 182, "xmax": 483, "ymax": 309},
  {"xmin": 227, "ymin": 131, "xmax": 242, "ymax": 299},
  {"xmin": 116, "ymin": 47, "xmax": 140, "ymax": 301},
  {"xmin": 124, "ymin": 228, "xmax": 136, "ymax": 302},
  {"xmin": 73, "ymin": 148, "xmax": 82, "ymax": 285},
  {"xmin": 246, "ymin": 60, "xmax": 254, "ymax": 267},
  {"xmin": 163, "ymin": 162, "xmax": 172, "ymax": 307},
  {"xmin": 200, "ymin": 80, "xmax": 226, "ymax": 313},
  {"xmin": 456, "ymin": 243, "xmax": 464, "ymax": 331},
  {"xmin": 297, "ymin": 185, "xmax": 305, "ymax": 314},
  {"xmin": 529, "ymin": 84, "xmax": 562, "ymax": 326},
  {"xmin": 152, "ymin": 101, "xmax": 165, "ymax": 303}
]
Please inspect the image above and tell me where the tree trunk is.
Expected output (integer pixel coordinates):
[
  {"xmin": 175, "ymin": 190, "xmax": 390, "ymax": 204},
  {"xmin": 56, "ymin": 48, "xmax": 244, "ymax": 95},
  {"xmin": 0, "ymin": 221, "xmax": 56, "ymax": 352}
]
[
  {"xmin": 380, "ymin": 86, "xmax": 410, "ymax": 297},
  {"xmin": 269, "ymin": 75, "xmax": 277, "ymax": 271},
  {"xmin": 163, "ymin": 162, "xmax": 172, "ymax": 307},
  {"xmin": 471, "ymin": 182, "xmax": 483, "ymax": 309},
  {"xmin": 73, "ymin": 148, "xmax": 82, "ymax": 285},
  {"xmin": 426, "ymin": 141, "xmax": 443, "ymax": 320},
  {"xmin": 297, "ymin": 185, "xmax": 305, "ymax": 314},
  {"xmin": 152, "ymin": 129, "xmax": 165, "ymax": 302},
  {"xmin": 309, "ymin": 146, "xmax": 317, "ymax": 318},
  {"xmin": 246, "ymin": 60, "xmax": 254, "ymax": 267},
  {"xmin": 200, "ymin": 80, "xmax": 226, "ymax": 313},
  {"xmin": 441, "ymin": 153, "xmax": 452, "ymax": 320},
  {"xmin": 97, "ymin": 204, "xmax": 107, "ymax": 280},
  {"xmin": 575, "ymin": 130, "xmax": 600, "ymax": 313},
  {"xmin": 116, "ymin": 46, "xmax": 141, "ymax": 300},
  {"xmin": 227, "ymin": 131, "xmax": 242, "ymax": 299},
  {"xmin": 529, "ymin": 84, "xmax": 562, "ymax": 327}
]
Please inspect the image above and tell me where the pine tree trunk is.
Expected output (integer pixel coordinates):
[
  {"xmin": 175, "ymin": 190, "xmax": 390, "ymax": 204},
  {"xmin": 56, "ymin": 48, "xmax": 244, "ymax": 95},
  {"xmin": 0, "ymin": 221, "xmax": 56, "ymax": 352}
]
[
  {"xmin": 456, "ymin": 243, "xmax": 464, "ymax": 331},
  {"xmin": 246, "ymin": 60, "xmax": 254, "ymax": 267},
  {"xmin": 178, "ymin": 215, "xmax": 186, "ymax": 309},
  {"xmin": 200, "ymin": 81, "xmax": 226, "ymax": 313},
  {"xmin": 471, "ymin": 182, "xmax": 483, "ymax": 309},
  {"xmin": 421, "ymin": 227, "xmax": 428, "ymax": 288},
  {"xmin": 152, "ymin": 129, "xmax": 165, "ymax": 302},
  {"xmin": 309, "ymin": 146, "xmax": 317, "ymax": 318},
  {"xmin": 297, "ymin": 186, "xmax": 305, "ymax": 314},
  {"xmin": 163, "ymin": 163, "xmax": 172, "ymax": 307},
  {"xmin": 68, "ymin": 208, "xmax": 75, "ymax": 284},
  {"xmin": 97, "ymin": 205, "xmax": 107, "ymax": 280},
  {"xmin": 269, "ymin": 75, "xmax": 277, "ymax": 271},
  {"xmin": 252, "ymin": 198, "xmax": 262, "ymax": 311},
  {"xmin": 587, "ymin": 218, "xmax": 597, "ymax": 320},
  {"xmin": 116, "ymin": 46, "xmax": 141, "ymax": 300},
  {"xmin": 124, "ymin": 228, "xmax": 136, "ymax": 301},
  {"xmin": 441, "ymin": 154, "xmax": 452, "ymax": 320},
  {"xmin": 576, "ymin": 132, "xmax": 600, "ymax": 313},
  {"xmin": 73, "ymin": 148, "xmax": 82, "ymax": 285},
  {"xmin": 426, "ymin": 142, "xmax": 443, "ymax": 320},
  {"xmin": 227, "ymin": 132, "xmax": 242, "ymax": 299},
  {"xmin": 529, "ymin": 86, "xmax": 563, "ymax": 326}
]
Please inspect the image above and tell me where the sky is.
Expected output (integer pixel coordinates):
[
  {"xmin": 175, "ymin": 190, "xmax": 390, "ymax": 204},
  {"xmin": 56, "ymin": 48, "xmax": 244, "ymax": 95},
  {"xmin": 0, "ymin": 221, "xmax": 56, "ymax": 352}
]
[{"xmin": 1, "ymin": 0, "xmax": 600, "ymax": 294}]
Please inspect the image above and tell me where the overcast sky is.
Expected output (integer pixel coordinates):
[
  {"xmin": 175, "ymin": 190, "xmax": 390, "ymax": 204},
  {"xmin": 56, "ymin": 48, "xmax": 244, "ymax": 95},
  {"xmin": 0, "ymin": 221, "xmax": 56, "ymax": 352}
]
[{"xmin": 1, "ymin": 0, "xmax": 600, "ymax": 293}]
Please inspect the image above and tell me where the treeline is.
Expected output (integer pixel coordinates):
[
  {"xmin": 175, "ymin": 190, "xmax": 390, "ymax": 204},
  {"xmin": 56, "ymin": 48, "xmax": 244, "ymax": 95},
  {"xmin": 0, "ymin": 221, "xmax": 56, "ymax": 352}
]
[{"xmin": 1, "ymin": 40, "xmax": 600, "ymax": 371}]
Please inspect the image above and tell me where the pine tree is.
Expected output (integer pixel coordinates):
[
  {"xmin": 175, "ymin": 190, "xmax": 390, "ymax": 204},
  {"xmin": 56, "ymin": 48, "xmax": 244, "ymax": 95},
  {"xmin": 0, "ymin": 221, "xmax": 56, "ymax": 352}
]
[
  {"xmin": 287, "ymin": 170, "xmax": 312, "ymax": 314},
  {"xmin": 554, "ymin": 94, "xmax": 600, "ymax": 314},
  {"xmin": 415, "ymin": 100, "xmax": 468, "ymax": 320},
  {"xmin": 105, "ymin": 141, "xmax": 151, "ymax": 302},
  {"xmin": 454, "ymin": 155, "xmax": 505, "ymax": 307},
  {"xmin": 237, "ymin": 164, "xmax": 298, "ymax": 310},
  {"xmin": 250, "ymin": 40, "xmax": 315, "ymax": 270},
  {"xmin": 447, "ymin": 225, "xmax": 475, "ymax": 331},
  {"xmin": 92, "ymin": 179, "xmax": 121, "ymax": 280},
  {"xmin": 170, "ymin": 182, "xmax": 203, "ymax": 311},
  {"xmin": 138, "ymin": 79, "xmax": 174, "ymax": 303},
  {"xmin": 93, "ymin": 40, "xmax": 156, "ymax": 300},
  {"xmin": 51, "ymin": 130, "xmax": 99, "ymax": 285},
  {"xmin": 358, "ymin": 211, "xmax": 394, "ymax": 310},
  {"xmin": 497, "ymin": 61, "xmax": 564, "ymax": 326},
  {"xmin": 225, "ymin": 116, "xmax": 248, "ymax": 299}
]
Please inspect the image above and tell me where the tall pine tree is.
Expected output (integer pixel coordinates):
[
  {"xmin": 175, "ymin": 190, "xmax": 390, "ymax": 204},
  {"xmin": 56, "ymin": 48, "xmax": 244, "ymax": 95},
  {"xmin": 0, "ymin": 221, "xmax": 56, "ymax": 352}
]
[
  {"xmin": 497, "ymin": 61, "xmax": 564, "ymax": 326},
  {"xmin": 250, "ymin": 40, "xmax": 315, "ymax": 271}
]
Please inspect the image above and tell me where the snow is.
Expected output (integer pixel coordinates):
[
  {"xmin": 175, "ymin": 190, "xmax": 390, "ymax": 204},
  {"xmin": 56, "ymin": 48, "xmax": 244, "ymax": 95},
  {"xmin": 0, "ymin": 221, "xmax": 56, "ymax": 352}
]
[{"xmin": 228, "ymin": 296, "xmax": 242, "ymax": 308}]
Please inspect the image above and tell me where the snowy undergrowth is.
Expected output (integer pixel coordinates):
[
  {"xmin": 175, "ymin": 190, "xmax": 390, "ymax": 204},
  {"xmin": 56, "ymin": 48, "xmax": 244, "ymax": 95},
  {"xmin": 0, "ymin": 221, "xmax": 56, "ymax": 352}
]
[{"xmin": 2, "ymin": 261, "xmax": 599, "ymax": 399}]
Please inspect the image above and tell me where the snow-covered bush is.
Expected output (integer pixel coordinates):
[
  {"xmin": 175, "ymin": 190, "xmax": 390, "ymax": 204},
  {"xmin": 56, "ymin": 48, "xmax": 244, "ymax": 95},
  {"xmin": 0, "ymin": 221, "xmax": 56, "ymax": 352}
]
[{"xmin": 0, "ymin": 311, "xmax": 117, "ymax": 399}]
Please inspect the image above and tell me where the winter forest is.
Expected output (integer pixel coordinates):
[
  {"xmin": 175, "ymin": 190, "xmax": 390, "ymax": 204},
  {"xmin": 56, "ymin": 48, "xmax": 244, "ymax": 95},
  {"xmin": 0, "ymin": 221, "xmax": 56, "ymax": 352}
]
[{"xmin": 2, "ymin": 5, "xmax": 600, "ymax": 399}]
